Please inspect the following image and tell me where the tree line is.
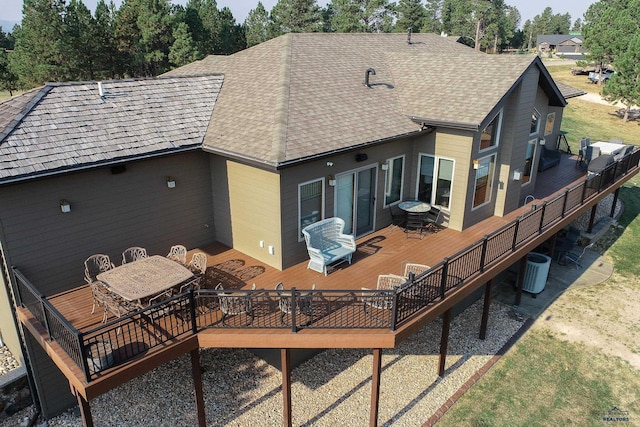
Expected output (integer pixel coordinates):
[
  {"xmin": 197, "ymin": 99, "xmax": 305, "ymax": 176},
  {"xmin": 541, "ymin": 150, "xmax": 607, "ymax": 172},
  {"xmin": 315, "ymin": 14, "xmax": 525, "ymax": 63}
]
[{"xmin": 1, "ymin": 0, "xmax": 584, "ymax": 94}]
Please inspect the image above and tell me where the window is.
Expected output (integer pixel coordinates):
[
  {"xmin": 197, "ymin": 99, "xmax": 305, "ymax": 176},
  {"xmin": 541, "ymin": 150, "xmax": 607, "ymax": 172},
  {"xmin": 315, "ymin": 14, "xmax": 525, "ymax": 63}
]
[
  {"xmin": 383, "ymin": 156, "xmax": 404, "ymax": 207},
  {"xmin": 473, "ymin": 155, "xmax": 495, "ymax": 208},
  {"xmin": 298, "ymin": 179, "xmax": 324, "ymax": 241},
  {"xmin": 530, "ymin": 108, "xmax": 540, "ymax": 135},
  {"xmin": 417, "ymin": 155, "xmax": 453, "ymax": 209},
  {"xmin": 480, "ymin": 111, "xmax": 502, "ymax": 151},
  {"xmin": 544, "ymin": 112, "xmax": 555, "ymax": 135},
  {"xmin": 522, "ymin": 139, "xmax": 537, "ymax": 184}
]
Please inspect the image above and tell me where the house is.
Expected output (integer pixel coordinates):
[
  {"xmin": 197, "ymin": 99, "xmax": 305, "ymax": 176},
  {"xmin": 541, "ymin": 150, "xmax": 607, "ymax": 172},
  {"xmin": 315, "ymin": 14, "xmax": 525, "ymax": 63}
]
[
  {"xmin": 1, "ymin": 33, "xmax": 624, "ymax": 422},
  {"xmin": 536, "ymin": 34, "xmax": 586, "ymax": 58}
]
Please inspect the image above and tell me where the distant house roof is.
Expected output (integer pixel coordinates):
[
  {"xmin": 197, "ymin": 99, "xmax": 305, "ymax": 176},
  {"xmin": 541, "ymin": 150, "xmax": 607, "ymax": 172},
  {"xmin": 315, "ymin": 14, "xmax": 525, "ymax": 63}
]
[
  {"xmin": 0, "ymin": 75, "xmax": 223, "ymax": 183},
  {"xmin": 554, "ymin": 81, "xmax": 586, "ymax": 99},
  {"xmin": 536, "ymin": 34, "xmax": 583, "ymax": 47},
  {"xmin": 167, "ymin": 33, "xmax": 566, "ymax": 167}
]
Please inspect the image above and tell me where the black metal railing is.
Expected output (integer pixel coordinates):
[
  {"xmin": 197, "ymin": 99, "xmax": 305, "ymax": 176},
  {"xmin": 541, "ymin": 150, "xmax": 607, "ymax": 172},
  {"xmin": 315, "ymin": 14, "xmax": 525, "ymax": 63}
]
[{"xmin": 12, "ymin": 148, "xmax": 640, "ymax": 383}]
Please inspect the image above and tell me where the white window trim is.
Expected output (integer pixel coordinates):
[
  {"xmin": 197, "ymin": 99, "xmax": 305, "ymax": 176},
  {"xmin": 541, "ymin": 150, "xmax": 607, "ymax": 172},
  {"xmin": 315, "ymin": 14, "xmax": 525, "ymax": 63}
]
[
  {"xmin": 479, "ymin": 110, "xmax": 503, "ymax": 154},
  {"xmin": 415, "ymin": 153, "xmax": 455, "ymax": 211},
  {"xmin": 298, "ymin": 177, "xmax": 325, "ymax": 242},
  {"xmin": 471, "ymin": 154, "xmax": 496, "ymax": 211},
  {"xmin": 383, "ymin": 154, "xmax": 405, "ymax": 208}
]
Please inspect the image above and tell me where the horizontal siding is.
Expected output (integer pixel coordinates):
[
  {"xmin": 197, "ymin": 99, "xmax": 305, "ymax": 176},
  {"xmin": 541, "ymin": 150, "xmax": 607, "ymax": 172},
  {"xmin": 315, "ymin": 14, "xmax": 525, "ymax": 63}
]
[{"xmin": 0, "ymin": 152, "xmax": 214, "ymax": 295}]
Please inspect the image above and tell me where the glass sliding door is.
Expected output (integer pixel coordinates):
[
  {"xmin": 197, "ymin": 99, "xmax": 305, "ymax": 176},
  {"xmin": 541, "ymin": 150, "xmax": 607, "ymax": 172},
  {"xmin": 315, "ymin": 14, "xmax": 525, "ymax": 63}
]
[{"xmin": 335, "ymin": 165, "xmax": 377, "ymax": 237}]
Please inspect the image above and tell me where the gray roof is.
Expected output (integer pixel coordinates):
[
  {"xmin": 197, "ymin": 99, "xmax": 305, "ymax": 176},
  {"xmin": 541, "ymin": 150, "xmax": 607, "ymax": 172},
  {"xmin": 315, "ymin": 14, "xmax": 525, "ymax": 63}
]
[
  {"xmin": 167, "ymin": 33, "xmax": 565, "ymax": 167},
  {"xmin": 0, "ymin": 75, "xmax": 223, "ymax": 183},
  {"xmin": 536, "ymin": 34, "xmax": 583, "ymax": 46}
]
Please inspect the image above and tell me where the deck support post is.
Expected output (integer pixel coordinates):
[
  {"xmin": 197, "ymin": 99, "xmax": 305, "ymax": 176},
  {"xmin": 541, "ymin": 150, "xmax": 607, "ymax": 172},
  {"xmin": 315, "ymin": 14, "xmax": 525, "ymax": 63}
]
[
  {"xmin": 190, "ymin": 349, "xmax": 207, "ymax": 427},
  {"xmin": 281, "ymin": 348, "xmax": 292, "ymax": 427},
  {"xmin": 588, "ymin": 203, "xmax": 598, "ymax": 233},
  {"xmin": 438, "ymin": 309, "xmax": 451, "ymax": 377},
  {"xmin": 479, "ymin": 279, "xmax": 493, "ymax": 340},
  {"xmin": 514, "ymin": 255, "xmax": 527, "ymax": 306},
  {"xmin": 610, "ymin": 188, "xmax": 619, "ymax": 218},
  {"xmin": 76, "ymin": 391, "xmax": 94, "ymax": 427},
  {"xmin": 370, "ymin": 348, "xmax": 382, "ymax": 427}
]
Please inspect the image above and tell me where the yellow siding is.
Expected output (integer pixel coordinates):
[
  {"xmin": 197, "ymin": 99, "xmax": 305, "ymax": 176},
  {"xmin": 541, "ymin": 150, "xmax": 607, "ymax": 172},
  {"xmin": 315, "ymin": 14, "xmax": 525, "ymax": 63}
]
[{"xmin": 227, "ymin": 161, "xmax": 283, "ymax": 269}]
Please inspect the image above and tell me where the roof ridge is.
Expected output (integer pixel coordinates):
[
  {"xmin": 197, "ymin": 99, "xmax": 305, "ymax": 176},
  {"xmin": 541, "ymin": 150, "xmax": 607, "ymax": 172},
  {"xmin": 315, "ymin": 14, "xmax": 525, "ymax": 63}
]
[
  {"xmin": 270, "ymin": 33, "xmax": 292, "ymax": 162},
  {"xmin": 0, "ymin": 86, "xmax": 52, "ymax": 145}
]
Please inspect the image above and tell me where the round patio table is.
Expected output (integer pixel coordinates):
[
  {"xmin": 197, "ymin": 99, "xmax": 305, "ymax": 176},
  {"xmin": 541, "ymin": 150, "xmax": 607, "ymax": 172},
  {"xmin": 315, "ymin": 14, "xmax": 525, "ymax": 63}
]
[{"xmin": 398, "ymin": 200, "xmax": 431, "ymax": 213}]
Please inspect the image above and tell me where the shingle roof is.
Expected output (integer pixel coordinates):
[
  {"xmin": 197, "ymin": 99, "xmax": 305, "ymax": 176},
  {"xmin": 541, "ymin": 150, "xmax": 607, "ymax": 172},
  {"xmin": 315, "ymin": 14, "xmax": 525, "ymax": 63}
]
[
  {"xmin": 536, "ymin": 34, "xmax": 583, "ymax": 46},
  {"xmin": 167, "ymin": 33, "xmax": 562, "ymax": 167},
  {"xmin": 0, "ymin": 75, "xmax": 223, "ymax": 183}
]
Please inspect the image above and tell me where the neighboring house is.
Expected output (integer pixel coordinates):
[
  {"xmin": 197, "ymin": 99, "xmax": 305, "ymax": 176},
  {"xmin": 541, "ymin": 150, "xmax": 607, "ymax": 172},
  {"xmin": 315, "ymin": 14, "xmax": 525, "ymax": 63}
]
[
  {"xmin": 536, "ymin": 34, "xmax": 586, "ymax": 58},
  {"xmin": 1, "ymin": 33, "xmax": 568, "ymax": 418}
]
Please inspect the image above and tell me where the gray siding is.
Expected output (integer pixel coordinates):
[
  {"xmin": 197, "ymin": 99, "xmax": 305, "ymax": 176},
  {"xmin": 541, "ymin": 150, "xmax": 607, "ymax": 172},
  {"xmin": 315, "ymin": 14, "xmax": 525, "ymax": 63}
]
[
  {"xmin": 0, "ymin": 151, "xmax": 214, "ymax": 296},
  {"xmin": 210, "ymin": 155, "xmax": 232, "ymax": 247}
]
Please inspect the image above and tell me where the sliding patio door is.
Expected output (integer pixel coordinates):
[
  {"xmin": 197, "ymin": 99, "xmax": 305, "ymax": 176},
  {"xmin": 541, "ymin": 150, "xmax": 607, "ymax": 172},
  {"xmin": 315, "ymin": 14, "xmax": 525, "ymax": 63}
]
[{"xmin": 335, "ymin": 166, "xmax": 377, "ymax": 237}]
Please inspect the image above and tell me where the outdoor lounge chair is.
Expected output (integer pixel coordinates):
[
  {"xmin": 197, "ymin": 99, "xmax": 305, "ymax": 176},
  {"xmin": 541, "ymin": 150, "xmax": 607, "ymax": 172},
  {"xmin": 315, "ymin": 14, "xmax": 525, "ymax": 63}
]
[
  {"xmin": 302, "ymin": 217, "xmax": 356, "ymax": 275},
  {"xmin": 564, "ymin": 242, "xmax": 595, "ymax": 270}
]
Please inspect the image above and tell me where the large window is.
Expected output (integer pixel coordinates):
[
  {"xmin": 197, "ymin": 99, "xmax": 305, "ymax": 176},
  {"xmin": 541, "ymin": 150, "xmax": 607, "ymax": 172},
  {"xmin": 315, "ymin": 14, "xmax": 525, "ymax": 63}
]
[
  {"xmin": 522, "ymin": 139, "xmax": 537, "ymax": 184},
  {"xmin": 530, "ymin": 108, "xmax": 540, "ymax": 135},
  {"xmin": 417, "ymin": 155, "xmax": 453, "ymax": 209},
  {"xmin": 384, "ymin": 155, "xmax": 404, "ymax": 207},
  {"xmin": 480, "ymin": 111, "xmax": 502, "ymax": 151},
  {"xmin": 473, "ymin": 155, "xmax": 495, "ymax": 208},
  {"xmin": 298, "ymin": 179, "xmax": 324, "ymax": 240}
]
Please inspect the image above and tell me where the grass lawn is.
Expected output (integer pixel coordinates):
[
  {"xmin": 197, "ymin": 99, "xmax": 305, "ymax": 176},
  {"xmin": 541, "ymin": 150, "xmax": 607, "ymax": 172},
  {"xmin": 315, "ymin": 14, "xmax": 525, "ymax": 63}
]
[{"xmin": 437, "ymin": 65, "xmax": 640, "ymax": 426}]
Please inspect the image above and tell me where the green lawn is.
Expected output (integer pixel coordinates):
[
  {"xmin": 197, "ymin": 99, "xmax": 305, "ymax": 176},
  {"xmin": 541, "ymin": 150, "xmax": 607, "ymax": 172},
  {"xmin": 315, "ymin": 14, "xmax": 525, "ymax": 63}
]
[{"xmin": 437, "ymin": 65, "xmax": 640, "ymax": 426}]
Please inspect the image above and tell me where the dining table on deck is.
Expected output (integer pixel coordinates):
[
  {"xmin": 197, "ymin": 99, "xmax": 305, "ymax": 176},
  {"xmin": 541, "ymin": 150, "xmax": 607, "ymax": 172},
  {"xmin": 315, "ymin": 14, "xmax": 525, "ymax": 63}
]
[
  {"xmin": 97, "ymin": 255, "xmax": 195, "ymax": 306},
  {"xmin": 398, "ymin": 200, "xmax": 432, "ymax": 213},
  {"xmin": 590, "ymin": 141, "xmax": 626, "ymax": 158}
]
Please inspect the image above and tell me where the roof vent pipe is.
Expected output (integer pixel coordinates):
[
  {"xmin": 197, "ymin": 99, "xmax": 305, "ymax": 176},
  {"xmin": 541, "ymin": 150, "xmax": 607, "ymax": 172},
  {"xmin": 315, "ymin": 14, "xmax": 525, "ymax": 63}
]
[
  {"xmin": 97, "ymin": 81, "xmax": 104, "ymax": 97},
  {"xmin": 407, "ymin": 27, "xmax": 412, "ymax": 44},
  {"xmin": 364, "ymin": 68, "xmax": 376, "ymax": 88}
]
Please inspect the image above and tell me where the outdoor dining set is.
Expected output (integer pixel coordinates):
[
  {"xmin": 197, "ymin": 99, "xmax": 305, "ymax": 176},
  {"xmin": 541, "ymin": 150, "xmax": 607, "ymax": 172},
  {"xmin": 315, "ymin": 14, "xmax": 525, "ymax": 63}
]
[
  {"xmin": 391, "ymin": 201, "xmax": 442, "ymax": 239},
  {"xmin": 85, "ymin": 245, "xmax": 207, "ymax": 325},
  {"xmin": 575, "ymin": 137, "xmax": 635, "ymax": 173}
]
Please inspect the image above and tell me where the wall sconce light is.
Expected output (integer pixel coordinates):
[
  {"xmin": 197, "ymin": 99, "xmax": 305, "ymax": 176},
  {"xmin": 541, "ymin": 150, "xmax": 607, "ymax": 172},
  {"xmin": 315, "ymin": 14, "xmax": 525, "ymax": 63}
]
[
  {"xmin": 326, "ymin": 161, "xmax": 334, "ymax": 167},
  {"xmin": 328, "ymin": 175, "xmax": 336, "ymax": 186},
  {"xmin": 380, "ymin": 161, "xmax": 389, "ymax": 171},
  {"xmin": 472, "ymin": 159, "xmax": 480, "ymax": 170},
  {"xmin": 513, "ymin": 169, "xmax": 522, "ymax": 181},
  {"xmin": 60, "ymin": 199, "xmax": 71, "ymax": 213},
  {"xmin": 539, "ymin": 137, "xmax": 546, "ymax": 145},
  {"xmin": 166, "ymin": 176, "xmax": 176, "ymax": 188}
]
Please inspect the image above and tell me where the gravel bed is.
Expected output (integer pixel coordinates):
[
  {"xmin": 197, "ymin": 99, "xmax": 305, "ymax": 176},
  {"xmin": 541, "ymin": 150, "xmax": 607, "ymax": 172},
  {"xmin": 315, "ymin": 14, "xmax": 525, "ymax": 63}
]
[
  {"xmin": 2, "ymin": 299, "xmax": 526, "ymax": 426},
  {"xmin": 0, "ymin": 346, "xmax": 19, "ymax": 376}
]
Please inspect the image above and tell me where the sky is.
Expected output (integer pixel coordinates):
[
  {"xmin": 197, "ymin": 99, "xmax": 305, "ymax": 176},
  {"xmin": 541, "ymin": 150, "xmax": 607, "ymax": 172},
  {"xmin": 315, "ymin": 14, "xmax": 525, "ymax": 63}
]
[{"xmin": 1, "ymin": 0, "xmax": 591, "ymax": 29}]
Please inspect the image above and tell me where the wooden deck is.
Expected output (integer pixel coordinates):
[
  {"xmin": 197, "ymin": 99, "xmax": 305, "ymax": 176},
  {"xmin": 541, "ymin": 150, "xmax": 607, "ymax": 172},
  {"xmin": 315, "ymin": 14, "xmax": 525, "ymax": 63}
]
[{"xmin": 16, "ymin": 149, "xmax": 634, "ymax": 413}]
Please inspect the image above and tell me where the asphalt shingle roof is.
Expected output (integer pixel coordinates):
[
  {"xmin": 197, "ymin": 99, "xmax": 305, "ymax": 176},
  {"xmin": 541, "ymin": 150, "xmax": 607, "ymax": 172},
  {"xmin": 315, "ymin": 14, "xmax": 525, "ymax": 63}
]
[
  {"xmin": 0, "ymin": 75, "xmax": 223, "ymax": 183},
  {"xmin": 167, "ymin": 33, "xmax": 562, "ymax": 167}
]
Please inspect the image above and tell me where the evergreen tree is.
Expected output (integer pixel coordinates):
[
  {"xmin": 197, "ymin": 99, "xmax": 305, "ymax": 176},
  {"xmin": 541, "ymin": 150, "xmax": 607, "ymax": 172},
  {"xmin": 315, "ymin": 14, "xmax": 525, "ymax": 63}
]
[
  {"xmin": 328, "ymin": 0, "xmax": 395, "ymax": 33},
  {"xmin": 137, "ymin": 0, "xmax": 174, "ymax": 75},
  {"xmin": 0, "ymin": 27, "xmax": 15, "ymax": 50},
  {"xmin": 395, "ymin": 0, "xmax": 426, "ymax": 33},
  {"xmin": 169, "ymin": 22, "xmax": 199, "ymax": 66},
  {"xmin": 0, "ymin": 49, "xmax": 19, "ymax": 95},
  {"xmin": 603, "ymin": 33, "xmax": 640, "ymax": 121},
  {"xmin": 571, "ymin": 18, "xmax": 583, "ymax": 33},
  {"xmin": 10, "ymin": 0, "xmax": 67, "ymax": 87},
  {"xmin": 63, "ymin": 0, "xmax": 101, "ymax": 80},
  {"xmin": 423, "ymin": 0, "xmax": 443, "ymax": 34},
  {"xmin": 244, "ymin": 2, "xmax": 271, "ymax": 47},
  {"xmin": 216, "ymin": 7, "xmax": 245, "ymax": 54},
  {"xmin": 270, "ymin": 0, "xmax": 322, "ymax": 35},
  {"xmin": 94, "ymin": 0, "xmax": 119, "ymax": 79}
]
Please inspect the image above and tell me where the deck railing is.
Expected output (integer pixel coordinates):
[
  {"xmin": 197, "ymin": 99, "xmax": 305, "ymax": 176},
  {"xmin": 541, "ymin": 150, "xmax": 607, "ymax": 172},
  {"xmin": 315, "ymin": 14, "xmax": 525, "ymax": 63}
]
[{"xmin": 12, "ymin": 149, "xmax": 640, "ymax": 382}]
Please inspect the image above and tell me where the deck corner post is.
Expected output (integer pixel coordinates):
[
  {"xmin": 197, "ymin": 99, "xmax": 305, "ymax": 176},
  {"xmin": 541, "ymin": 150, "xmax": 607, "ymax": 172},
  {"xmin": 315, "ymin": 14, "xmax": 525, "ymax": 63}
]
[
  {"xmin": 515, "ymin": 254, "xmax": 527, "ymax": 306},
  {"xmin": 370, "ymin": 348, "xmax": 382, "ymax": 427},
  {"xmin": 75, "ymin": 391, "xmax": 94, "ymax": 427},
  {"xmin": 190, "ymin": 349, "xmax": 207, "ymax": 427},
  {"xmin": 438, "ymin": 309, "xmax": 452, "ymax": 377},
  {"xmin": 479, "ymin": 279, "xmax": 493, "ymax": 340},
  {"xmin": 281, "ymin": 349, "xmax": 292, "ymax": 427}
]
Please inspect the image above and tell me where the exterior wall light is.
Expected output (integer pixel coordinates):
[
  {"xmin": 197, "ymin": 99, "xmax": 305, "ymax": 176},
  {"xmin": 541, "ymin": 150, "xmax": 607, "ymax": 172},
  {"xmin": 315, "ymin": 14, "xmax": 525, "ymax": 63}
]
[
  {"xmin": 166, "ymin": 176, "xmax": 176, "ymax": 188},
  {"xmin": 472, "ymin": 159, "xmax": 480, "ymax": 170},
  {"xmin": 60, "ymin": 199, "xmax": 71, "ymax": 213},
  {"xmin": 380, "ymin": 161, "xmax": 389, "ymax": 171},
  {"xmin": 328, "ymin": 175, "xmax": 336, "ymax": 186}
]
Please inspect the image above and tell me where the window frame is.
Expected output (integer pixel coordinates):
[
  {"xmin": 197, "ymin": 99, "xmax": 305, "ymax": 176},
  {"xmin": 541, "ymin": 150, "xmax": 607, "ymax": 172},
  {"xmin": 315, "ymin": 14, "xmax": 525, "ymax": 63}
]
[
  {"xmin": 479, "ymin": 110, "xmax": 503, "ymax": 153},
  {"xmin": 298, "ymin": 178, "xmax": 325, "ymax": 242},
  {"xmin": 383, "ymin": 155, "xmax": 405, "ymax": 208},
  {"xmin": 416, "ymin": 153, "xmax": 455, "ymax": 210},
  {"xmin": 472, "ymin": 154, "xmax": 496, "ymax": 210},
  {"xmin": 530, "ymin": 108, "xmax": 541, "ymax": 135},
  {"xmin": 522, "ymin": 138, "xmax": 538, "ymax": 186}
]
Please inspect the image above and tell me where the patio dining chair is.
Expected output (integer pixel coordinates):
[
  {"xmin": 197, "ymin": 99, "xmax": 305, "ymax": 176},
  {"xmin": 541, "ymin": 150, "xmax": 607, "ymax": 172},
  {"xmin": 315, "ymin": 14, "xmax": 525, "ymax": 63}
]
[
  {"xmin": 275, "ymin": 282, "xmax": 316, "ymax": 326},
  {"xmin": 405, "ymin": 212, "xmax": 426, "ymax": 239},
  {"xmin": 576, "ymin": 137, "xmax": 590, "ymax": 167},
  {"xmin": 564, "ymin": 242, "xmax": 595, "ymax": 270},
  {"xmin": 424, "ymin": 207, "xmax": 442, "ymax": 230},
  {"xmin": 361, "ymin": 274, "xmax": 404, "ymax": 319},
  {"xmin": 402, "ymin": 262, "xmax": 430, "ymax": 278},
  {"xmin": 84, "ymin": 254, "xmax": 115, "ymax": 284},
  {"xmin": 216, "ymin": 283, "xmax": 255, "ymax": 326},
  {"xmin": 121, "ymin": 247, "xmax": 148, "ymax": 264},
  {"xmin": 184, "ymin": 252, "xmax": 207, "ymax": 289},
  {"xmin": 585, "ymin": 145, "xmax": 600, "ymax": 167},
  {"xmin": 166, "ymin": 245, "xmax": 187, "ymax": 265},
  {"xmin": 389, "ymin": 204, "xmax": 407, "ymax": 230}
]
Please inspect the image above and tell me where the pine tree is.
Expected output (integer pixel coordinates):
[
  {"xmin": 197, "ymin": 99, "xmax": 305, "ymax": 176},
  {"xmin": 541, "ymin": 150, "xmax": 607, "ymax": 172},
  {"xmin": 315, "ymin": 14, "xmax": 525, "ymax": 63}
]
[
  {"xmin": 169, "ymin": 22, "xmax": 199, "ymax": 66},
  {"xmin": 244, "ymin": 2, "xmax": 270, "ymax": 47},
  {"xmin": 270, "ymin": 0, "xmax": 322, "ymax": 35},
  {"xmin": 395, "ymin": 0, "xmax": 426, "ymax": 33}
]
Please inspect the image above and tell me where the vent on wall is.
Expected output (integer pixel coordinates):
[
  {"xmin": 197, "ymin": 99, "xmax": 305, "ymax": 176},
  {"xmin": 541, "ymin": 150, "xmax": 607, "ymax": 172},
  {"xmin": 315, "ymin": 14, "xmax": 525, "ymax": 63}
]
[{"xmin": 111, "ymin": 165, "xmax": 127, "ymax": 175}]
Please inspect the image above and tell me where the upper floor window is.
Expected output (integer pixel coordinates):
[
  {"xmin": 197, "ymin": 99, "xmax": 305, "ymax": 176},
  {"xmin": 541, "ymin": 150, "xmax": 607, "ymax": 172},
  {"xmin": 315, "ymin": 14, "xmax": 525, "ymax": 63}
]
[
  {"xmin": 473, "ymin": 155, "xmax": 495, "ymax": 208},
  {"xmin": 522, "ymin": 139, "xmax": 537, "ymax": 184},
  {"xmin": 530, "ymin": 108, "xmax": 540, "ymax": 135},
  {"xmin": 383, "ymin": 155, "xmax": 404, "ymax": 207},
  {"xmin": 480, "ymin": 111, "xmax": 502, "ymax": 151},
  {"xmin": 298, "ymin": 178, "xmax": 324, "ymax": 241}
]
